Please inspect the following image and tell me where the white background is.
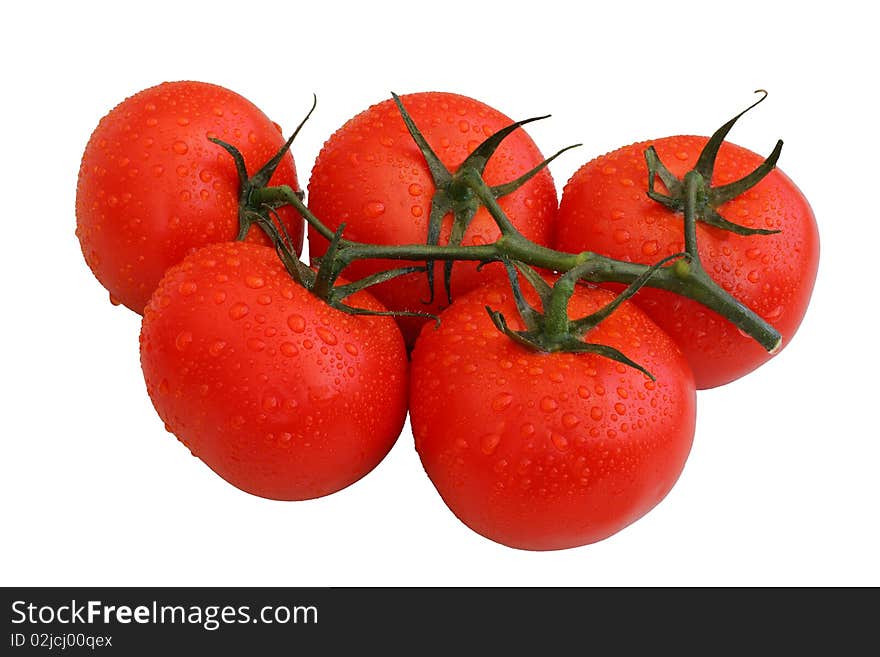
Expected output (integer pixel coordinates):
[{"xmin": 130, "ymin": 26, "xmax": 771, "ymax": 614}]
[{"xmin": 2, "ymin": 1, "xmax": 877, "ymax": 587}]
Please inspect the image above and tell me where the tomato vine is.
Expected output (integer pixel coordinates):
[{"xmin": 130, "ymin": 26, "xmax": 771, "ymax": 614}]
[{"xmin": 212, "ymin": 91, "xmax": 785, "ymax": 376}]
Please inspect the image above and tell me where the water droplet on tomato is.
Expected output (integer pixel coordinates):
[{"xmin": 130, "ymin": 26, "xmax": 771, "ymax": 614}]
[
  {"xmin": 287, "ymin": 314, "xmax": 306, "ymax": 332},
  {"xmin": 178, "ymin": 281, "xmax": 197, "ymax": 296},
  {"xmin": 363, "ymin": 201, "xmax": 385, "ymax": 218},
  {"xmin": 765, "ymin": 305, "xmax": 784, "ymax": 321},
  {"xmin": 480, "ymin": 433, "xmax": 501, "ymax": 455},
  {"xmin": 550, "ymin": 432, "xmax": 569, "ymax": 451},
  {"xmin": 316, "ymin": 327, "xmax": 338, "ymax": 345},
  {"xmin": 408, "ymin": 183, "xmax": 423, "ymax": 196},
  {"xmin": 590, "ymin": 406, "xmax": 604, "ymax": 420},
  {"xmin": 229, "ymin": 302, "xmax": 249, "ymax": 320},
  {"xmin": 642, "ymin": 240, "xmax": 659, "ymax": 256},
  {"xmin": 613, "ymin": 228, "xmax": 631, "ymax": 244},
  {"xmin": 280, "ymin": 342, "xmax": 298, "ymax": 357},
  {"xmin": 492, "ymin": 392, "xmax": 513, "ymax": 411},
  {"xmin": 208, "ymin": 340, "xmax": 226, "ymax": 357},
  {"xmin": 172, "ymin": 141, "xmax": 188, "ymax": 155},
  {"xmin": 247, "ymin": 338, "xmax": 266, "ymax": 352},
  {"xmin": 562, "ymin": 413, "xmax": 581, "ymax": 428},
  {"xmin": 245, "ymin": 275, "xmax": 265, "ymax": 289},
  {"xmin": 540, "ymin": 397, "xmax": 558, "ymax": 412},
  {"xmin": 344, "ymin": 343, "xmax": 359, "ymax": 356},
  {"xmin": 174, "ymin": 331, "xmax": 193, "ymax": 351}
]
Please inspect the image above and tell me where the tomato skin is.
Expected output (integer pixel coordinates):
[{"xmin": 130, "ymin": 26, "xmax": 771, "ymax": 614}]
[
  {"xmin": 77, "ymin": 81, "xmax": 303, "ymax": 314},
  {"xmin": 306, "ymin": 91, "xmax": 558, "ymax": 346},
  {"xmin": 554, "ymin": 136, "xmax": 819, "ymax": 389},
  {"xmin": 139, "ymin": 242, "xmax": 407, "ymax": 501},
  {"xmin": 409, "ymin": 279, "xmax": 696, "ymax": 551}
]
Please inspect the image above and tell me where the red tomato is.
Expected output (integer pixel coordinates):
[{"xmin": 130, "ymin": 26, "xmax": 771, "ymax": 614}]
[
  {"xmin": 77, "ymin": 81, "xmax": 303, "ymax": 313},
  {"xmin": 409, "ymin": 278, "xmax": 696, "ymax": 551},
  {"xmin": 554, "ymin": 136, "xmax": 819, "ymax": 389},
  {"xmin": 306, "ymin": 91, "xmax": 558, "ymax": 347},
  {"xmin": 139, "ymin": 241, "xmax": 408, "ymax": 501}
]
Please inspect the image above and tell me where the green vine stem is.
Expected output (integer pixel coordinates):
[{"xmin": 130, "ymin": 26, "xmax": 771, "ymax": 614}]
[{"xmin": 248, "ymin": 172, "xmax": 782, "ymax": 354}]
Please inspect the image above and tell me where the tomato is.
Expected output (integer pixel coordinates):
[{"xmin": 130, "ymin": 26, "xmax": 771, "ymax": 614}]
[
  {"xmin": 76, "ymin": 80, "xmax": 303, "ymax": 314},
  {"xmin": 554, "ymin": 136, "xmax": 819, "ymax": 389},
  {"xmin": 139, "ymin": 241, "xmax": 408, "ymax": 501},
  {"xmin": 409, "ymin": 277, "xmax": 696, "ymax": 551},
  {"xmin": 306, "ymin": 91, "xmax": 558, "ymax": 347}
]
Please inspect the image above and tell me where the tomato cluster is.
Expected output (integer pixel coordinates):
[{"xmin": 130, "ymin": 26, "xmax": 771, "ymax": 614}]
[{"xmin": 76, "ymin": 81, "xmax": 818, "ymax": 550}]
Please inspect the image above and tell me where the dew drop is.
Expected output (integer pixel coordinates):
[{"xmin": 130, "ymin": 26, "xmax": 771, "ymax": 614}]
[
  {"xmin": 642, "ymin": 240, "xmax": 659, "ymax": 256},
  {"xmin": 316, "ymin": 327, "xmax": 338, "ymax": 345},
  {"xmin": 480, "ymin": 433, "xmax": 501, "ymax": 455},
  {"xmin": 174, "ymin": 331, "xmax": 193, "ymax": 351},
  {"xmin": 492, "ymin": 392, "xmax": 513, "ymax": 411},
  {"xmin": 245, "ymin": 275, "xmax": 265, "ymax": 289},
  {"xmin": 344, "ymin": 343, "xmax": 359, "ymax": 356},
  {"xmin": 550, "ymin": 432, "xmax": 569, "ymax": 452},
  {"xmin": 208, "ymin": 340, "xmax": 226, "ymax": 357},
  {"xmin": 287, "ymin": 314, "xmax": 306, "ymax": 332},
  {"xmin": 590, "ymin": 406, "xmax": 604, "ymax": 420},
  {"xmin": 247, "ymin": 338, "xmax": 266, "ymax": 352},
  {"xmin": 280, "ymin": 342, "xmax": 299, "ymax": 357},
  {"xmin": 172, "ymin": 141, "xmax": 189, "ymax": 155},
  {"xmin": 613, "ymin": 228, "xmax": 631, "ymax": 244},
  {"xmin": 540, "ymin": 396, "xmax": 558, "ymax": 412},
  {"xmin": 408, "ymin": 183, "xmax": 423, "ymax": 196},
  {"xmin": 229, "ymin": 302, "xmax": 249, "ymax": 320},
  {"xmin": 178, "ymin": 281, "xmax": 197, "ymax": 296},
  {"xmin": 765, "ymin": 306, "xmax": 783, "ymax": 321},
  {"xmin": 363, "ymin": 201, "xmax": 386, "ymax": 218},
  {"xmin": 562, "ymin": 413, "xmax": 581, "ymax": 428}
]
